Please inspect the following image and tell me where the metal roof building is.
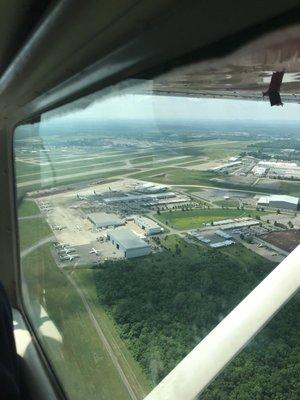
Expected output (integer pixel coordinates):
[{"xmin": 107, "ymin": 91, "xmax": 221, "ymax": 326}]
[
  {"xmin": 107, "ymin": 227, "xmax": 151, "ymax": 258},
  {"xmin": 210, "ymin": 240, "xmax": 235, "ymax": 248},
  {"xmin": 257, "ymin": 195, "xmax": 299, "ymax": 211},
  {"xmin": 103, "ymin": 192, "xmax": 175, "ymax": 204},
  {"xmin": 133, "ymin": 215, "xmax": 163, "ymax": 235},
  {"xmin": 87, "ymin": 212, "xmax": 124, "ymax": 228}
]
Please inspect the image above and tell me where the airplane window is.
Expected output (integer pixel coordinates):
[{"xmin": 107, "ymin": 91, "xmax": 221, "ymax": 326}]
[{"xmin": 14, "ymin": 63, "xmax": 299, "ymax": 399}]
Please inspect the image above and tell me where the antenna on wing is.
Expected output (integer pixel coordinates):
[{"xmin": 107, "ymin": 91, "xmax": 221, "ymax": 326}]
[{"xmin": 262, "ymin": 71, "xmax": 284, "ymax": 106}]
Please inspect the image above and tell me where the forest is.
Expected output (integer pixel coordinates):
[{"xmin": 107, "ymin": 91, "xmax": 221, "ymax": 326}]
[{"xmin": 94, "ymin": 235, "xmax": 299, "ymax": 398}]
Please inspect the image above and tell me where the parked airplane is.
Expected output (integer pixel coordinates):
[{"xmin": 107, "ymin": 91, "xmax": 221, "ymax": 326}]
[
  {"xmin": 52, "ymin": 225, "xmax": 66, "ymax": 231},
  {"xmin": 54, "ymin": 243, "xmax": 68, "ymax": 249},
  {"xmin": 60, "ymin": 254, "xmax": 79, "ymax": 262},
  {"xmin": 58, "ymin": 248, "xmax": 76, "ymax": 255},
  {"xmin": 90, "ymin": 248, "xmax": 101, "ymax": 255},
  {"xmin": 64, "ymin": 248, "xmax": 76, "ymax": 253}
]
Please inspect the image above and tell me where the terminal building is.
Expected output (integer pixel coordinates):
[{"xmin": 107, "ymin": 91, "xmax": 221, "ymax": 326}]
[
  {"xmin": 87, "ymin": 212, "xmax": 124, "ymax": 228},
  {"xmin": 133, "ymin": 215, "xmax": 163, "ymax": 235},
  {"xmin": 107, "ymin": 227, "xmax": 151, "ymax": 258},
  {"xmin": 134, "ymin": 182, "xmax": 167, "ymax": 193},
  {"xmin": 103, "ymin": 192, "xmax": 176, "ymax": 204},
  {"xmin": 257, "ymin": 195, "xmax": 299, "ymax": 211}
]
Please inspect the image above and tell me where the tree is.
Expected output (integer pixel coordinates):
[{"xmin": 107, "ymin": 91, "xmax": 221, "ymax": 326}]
[{"xmin": 175, "ymin": 244, "xmax": 181, "ymax": 255}]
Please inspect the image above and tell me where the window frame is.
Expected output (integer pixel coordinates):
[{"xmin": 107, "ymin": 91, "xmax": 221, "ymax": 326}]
[{"xmin": 1, "ymin": 4, "xmax": 299, "ymax": 399}]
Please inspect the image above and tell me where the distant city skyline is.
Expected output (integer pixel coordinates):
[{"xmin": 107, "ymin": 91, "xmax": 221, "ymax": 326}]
[{"xmin": 46, "ymin": 94, "xmax": 300, "ymax": 123}]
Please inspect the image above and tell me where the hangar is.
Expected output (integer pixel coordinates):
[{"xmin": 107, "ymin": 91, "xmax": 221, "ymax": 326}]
[
  {"xmin": 257, "ymin": 195, "xmax": 299, "ymax": 211},
  {"xmin": 87, "ymin": 212, "xmax": 124, "ymax": 228},
  {"xmin": 133, "ymin": 215, "xmax": 163, "ymax": 235},
  {"xmin": 107, "ymin": 227, "xmax": 151, "ymax": 258}
]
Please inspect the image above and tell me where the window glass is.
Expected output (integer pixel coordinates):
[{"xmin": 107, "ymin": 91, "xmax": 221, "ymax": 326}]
[{"xmin": 15, "ymin": 74, "xmax": 299, "ymax": 400}]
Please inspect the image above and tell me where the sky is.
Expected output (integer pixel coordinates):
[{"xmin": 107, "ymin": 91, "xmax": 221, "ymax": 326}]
[{"xmin": 46, "ymin": 93, "xmax": 300, "ymax": 123}]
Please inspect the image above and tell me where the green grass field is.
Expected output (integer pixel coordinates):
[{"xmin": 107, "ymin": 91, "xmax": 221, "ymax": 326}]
[
  {"xmin": 214, "ymin": 198, "xmax": 240, "ymax": 208},
  {"xmin": 16, "ymin": 160, "xmax": 126, "ymax": 183},
  {"xmin": 72, "ymin": 269, "xmax": 151, "ymax": 397},
  {"xmin": 22, "ymin": 245, "xmax": 135, "ymax": 400},
  {"xmin": 19, "ymin": 214, "xmax": 150, "ymax": 400},
  {"xmin": 18, "ymin": 218, "xmax": 52, "ymax": 250},
  {"xmin": 274, "ymin": 181, "xmax": 300, "ymax": 197},
  {"xmin": 131, "ymin": 167, "xmax": 299, "ymax": 196},
  {"xmin": 156, "ymin": 208, "xmax": 265, "ymax": 230},
  {"xmin": 130, "ymin": 168, "xmax": 245, "ymax": 188},
  {"xmin": 162, "ymin": 235, "xmax": 269, "ymax": 268},
  {"xmin": 130, "ymin": 155, "xmax": 155, "ymax": 164},
  {"xmin": 18, "ymin": 199, "xmax": 40, "ymax": 217},
  {"xmin": 15, "ymin": 154, "xmax": 131, "ymax": 177},
  {"xmin": 17, "ymin": 168, "xmax": 140, "ymax": 193}
]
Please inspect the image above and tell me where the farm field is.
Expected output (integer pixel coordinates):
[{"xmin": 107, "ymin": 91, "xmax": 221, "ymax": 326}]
[{"xmin": 156, "ymin": 208, "xmax": 265, "ymax": 230}]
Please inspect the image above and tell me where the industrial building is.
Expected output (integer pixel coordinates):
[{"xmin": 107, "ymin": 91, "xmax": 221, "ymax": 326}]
[
  {"xmin": 257, "ymin": 160, "xmax": 300, "ymax": 180},
  {"xmin": 210, "ymin": 240, "xmax": 235, "ymax": 248},
  {"xmin": 107, "ymin": 227, "xmax": 151, "ymax": 258},
  {"xmin": 103, "ymin": 192, "xmax": 176, "ymax": 204},
  {"xmin": 257, "ymin": 195, "xmax": 299, "ymax": 211},
  {"xmin": 133, "ymin": 215, "xmax": 163, "ymax": 235},
  {"xmin": 188, "ymin": 230, "xmax": 235, "ymax": 248},
  {"xmin": 205, "ymin": 217, "xmax": 260, "ymax": 229},
  {"xmin": 215, "ymin": 230, "xmax": 232, "ymax": 239},
  {"xmin": 210, "ymin": 161, "xmax": 242, "ymax": 172},
  {"xmin": 135, "ymin": 182, "xmax": 167, "ymax": 193},
  {"xmin": 251, "ymin": 165, "xmax": 267, "ymax": 176},
  {"xmin": 193, "ymin": 234, "xmax": 211, "ymax": 244},
  {"xmin": 258, "ymin": 161, "xmax": 298, "ymax": 169},
  {"xmin": 87, "ymin": 212, "xmax": 124, "ymax": 228}
]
